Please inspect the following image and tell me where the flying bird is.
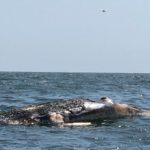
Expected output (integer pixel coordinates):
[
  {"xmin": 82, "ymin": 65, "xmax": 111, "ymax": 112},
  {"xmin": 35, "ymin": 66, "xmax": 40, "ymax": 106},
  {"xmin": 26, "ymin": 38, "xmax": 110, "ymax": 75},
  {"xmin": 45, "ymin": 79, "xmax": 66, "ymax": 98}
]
[{"xmin": 102, "ymin": 9, "xmax": 106, "ymax": 13}]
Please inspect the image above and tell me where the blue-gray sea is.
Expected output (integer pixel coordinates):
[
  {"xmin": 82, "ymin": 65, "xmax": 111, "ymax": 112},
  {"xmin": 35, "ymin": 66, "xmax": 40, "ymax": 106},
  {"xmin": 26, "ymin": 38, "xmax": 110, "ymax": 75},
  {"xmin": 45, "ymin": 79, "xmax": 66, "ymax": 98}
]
[{"xmin": 0, "ymin": 72, "xmax": 150, "ymax": 150}]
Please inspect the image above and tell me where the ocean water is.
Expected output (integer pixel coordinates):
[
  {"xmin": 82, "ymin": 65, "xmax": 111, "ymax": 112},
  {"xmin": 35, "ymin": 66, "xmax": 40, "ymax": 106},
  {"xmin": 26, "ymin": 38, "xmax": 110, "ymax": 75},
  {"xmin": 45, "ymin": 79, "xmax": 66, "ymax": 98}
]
[{"xmin": 0, "ymin": 72, "xmax": 150, "ymax": 150}]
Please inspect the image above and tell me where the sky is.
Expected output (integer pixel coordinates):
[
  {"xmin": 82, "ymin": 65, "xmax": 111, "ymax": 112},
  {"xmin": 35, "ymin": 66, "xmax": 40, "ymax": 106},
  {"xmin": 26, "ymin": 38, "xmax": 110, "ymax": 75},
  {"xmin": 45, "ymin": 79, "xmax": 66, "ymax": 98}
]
[{"xmin": 0, "ymin": 0, "xmax": 150, "ymax": 73}]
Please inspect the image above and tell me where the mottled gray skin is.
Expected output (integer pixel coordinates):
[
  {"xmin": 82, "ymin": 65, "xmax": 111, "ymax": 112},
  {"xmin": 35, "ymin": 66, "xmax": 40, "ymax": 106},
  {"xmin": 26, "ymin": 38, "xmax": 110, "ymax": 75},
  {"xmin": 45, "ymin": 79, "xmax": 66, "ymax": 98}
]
[
  {"xmin": 0, "ymin": 97, "xmax": 146, "ymax": 126},
  {"xmin": 0, "ymin": 99, "xmax": 92, "ymax": 125}
]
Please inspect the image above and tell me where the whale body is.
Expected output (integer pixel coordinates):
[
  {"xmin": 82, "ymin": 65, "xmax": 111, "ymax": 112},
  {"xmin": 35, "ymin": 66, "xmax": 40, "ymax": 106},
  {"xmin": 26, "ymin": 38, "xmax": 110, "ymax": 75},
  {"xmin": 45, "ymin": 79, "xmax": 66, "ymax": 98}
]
[{"xmin": 0, "ymin": 97, "xmax": 149, "ymax": 126}]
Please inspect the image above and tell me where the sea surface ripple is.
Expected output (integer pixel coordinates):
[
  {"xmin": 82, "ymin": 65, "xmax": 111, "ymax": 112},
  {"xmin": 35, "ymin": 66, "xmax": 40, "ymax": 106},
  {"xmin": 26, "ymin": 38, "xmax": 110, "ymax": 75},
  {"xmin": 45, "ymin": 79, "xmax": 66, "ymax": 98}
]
[{"xmin": 0, "ymin": 72, "xmax": 150, "ymax": 150}]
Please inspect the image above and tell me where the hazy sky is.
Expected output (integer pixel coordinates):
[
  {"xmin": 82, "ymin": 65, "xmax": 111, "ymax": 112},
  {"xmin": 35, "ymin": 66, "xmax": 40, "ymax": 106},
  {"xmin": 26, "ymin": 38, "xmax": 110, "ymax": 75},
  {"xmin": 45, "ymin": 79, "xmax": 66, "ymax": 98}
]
[{"xmin": 0, "ymin": 0, "xmax": 150, "ymax": 73}]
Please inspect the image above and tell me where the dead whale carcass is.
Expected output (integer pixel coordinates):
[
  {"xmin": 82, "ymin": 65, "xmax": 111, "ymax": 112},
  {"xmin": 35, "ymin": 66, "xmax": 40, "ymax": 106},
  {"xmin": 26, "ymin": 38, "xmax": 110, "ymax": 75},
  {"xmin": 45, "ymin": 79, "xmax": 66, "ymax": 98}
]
[{"xmin": 0, "ymin": 97, "xmax": 148, "ymax": 126}]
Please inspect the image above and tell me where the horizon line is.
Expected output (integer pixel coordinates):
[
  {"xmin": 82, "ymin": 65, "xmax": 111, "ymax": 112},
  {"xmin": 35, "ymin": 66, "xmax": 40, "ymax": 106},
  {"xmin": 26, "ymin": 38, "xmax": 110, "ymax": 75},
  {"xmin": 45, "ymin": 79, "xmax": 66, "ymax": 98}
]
[{"xmin": 0, "ymin": 70, "xmax": 150, "ymax": 74}]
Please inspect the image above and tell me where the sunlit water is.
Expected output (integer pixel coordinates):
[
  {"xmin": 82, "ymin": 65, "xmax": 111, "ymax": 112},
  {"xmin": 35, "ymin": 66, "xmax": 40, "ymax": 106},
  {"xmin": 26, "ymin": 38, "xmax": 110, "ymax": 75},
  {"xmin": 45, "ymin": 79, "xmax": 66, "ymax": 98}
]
[{"xmin": 0, "ymin": 72, "xmax": 150, "ymax": 150}]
